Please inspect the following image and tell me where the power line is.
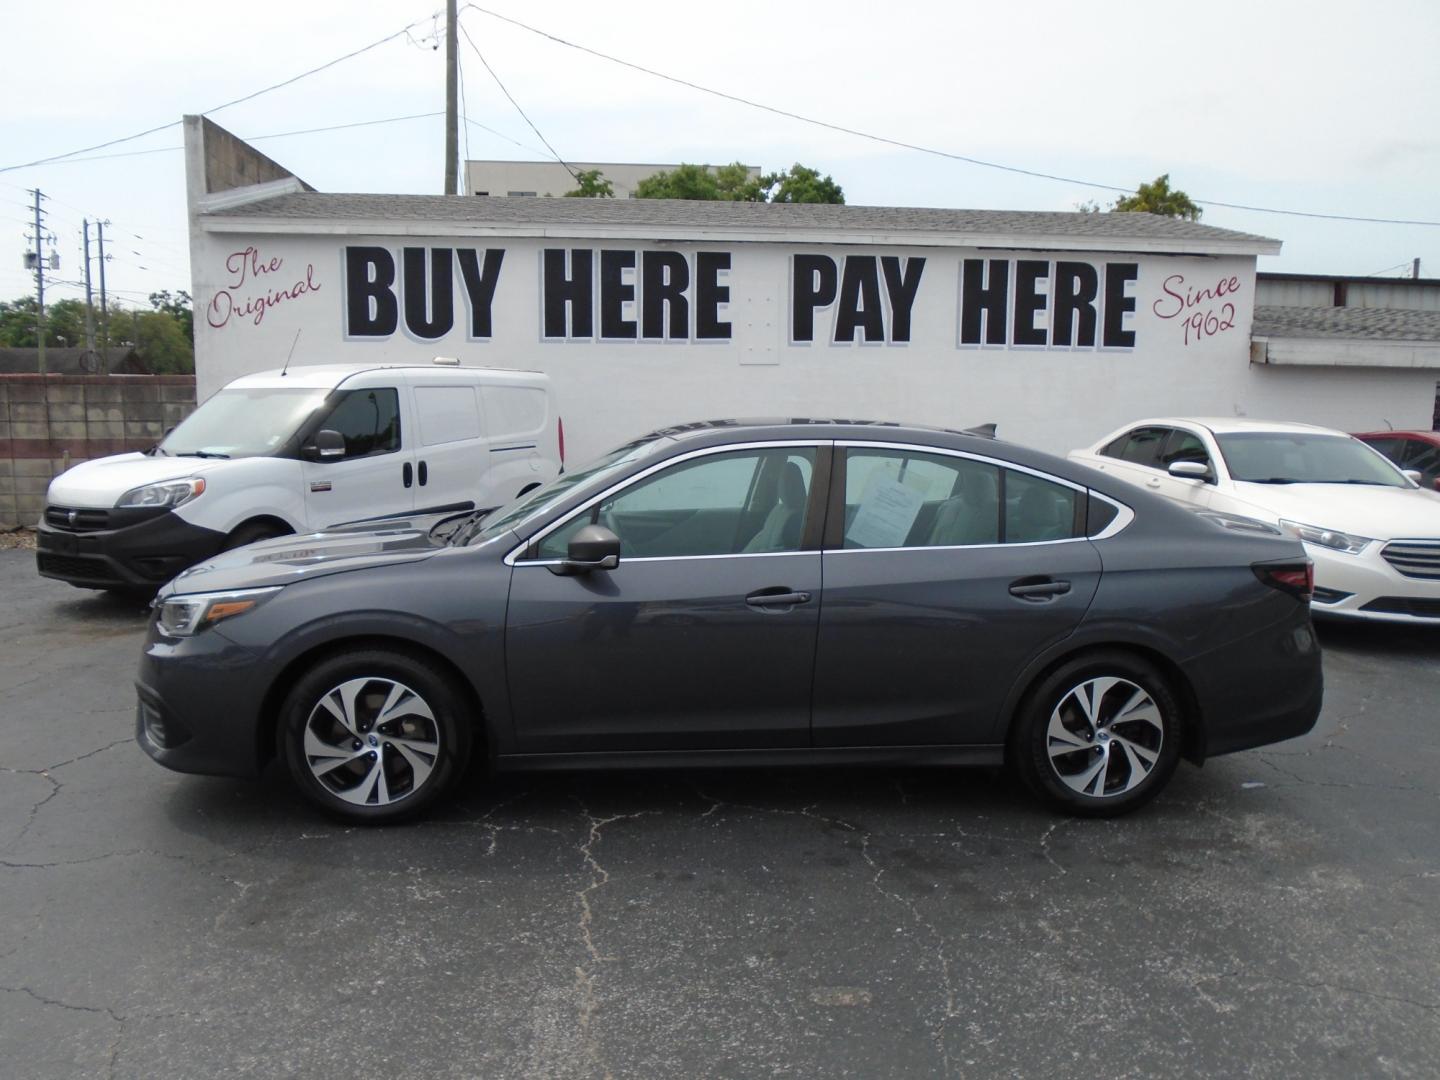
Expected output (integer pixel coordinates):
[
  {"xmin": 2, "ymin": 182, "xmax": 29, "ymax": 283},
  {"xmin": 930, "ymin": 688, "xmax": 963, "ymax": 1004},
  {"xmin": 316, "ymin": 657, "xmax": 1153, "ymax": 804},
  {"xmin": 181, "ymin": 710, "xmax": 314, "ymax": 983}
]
[
  {"xmin": 462, "ymin": 116, "xmax": 550, "ymax": 158},
  {"xmin": 0, "ymin": 11, "xmax": 444, "ymax": 175},
  {"xmin": 457, "ymin": 21, "xmax": 577, "ymax": 180},
  {"xmin": 461, "ymin": 4, "xmax": 1440, "ymax": 229}
]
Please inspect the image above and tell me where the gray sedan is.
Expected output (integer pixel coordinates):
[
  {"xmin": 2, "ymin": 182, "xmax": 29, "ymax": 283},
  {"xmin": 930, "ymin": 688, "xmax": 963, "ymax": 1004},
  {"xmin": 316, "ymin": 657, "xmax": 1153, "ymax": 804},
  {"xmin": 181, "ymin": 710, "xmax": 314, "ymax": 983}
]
[{"xmin": 136, "ymin": 420, "xmax": 1322, "ymax": 823}]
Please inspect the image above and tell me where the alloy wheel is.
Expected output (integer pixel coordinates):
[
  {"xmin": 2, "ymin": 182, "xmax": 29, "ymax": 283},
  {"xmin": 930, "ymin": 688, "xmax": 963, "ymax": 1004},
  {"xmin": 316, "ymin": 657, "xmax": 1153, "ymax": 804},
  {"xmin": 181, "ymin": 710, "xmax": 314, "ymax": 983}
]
[
  {"xmin": 1045, "ymin": 676, "xmax": 1164, "ymax": 798},
  {"xmin": 303, "ymin": 677, "xmax": 442, "ymax": 807}
]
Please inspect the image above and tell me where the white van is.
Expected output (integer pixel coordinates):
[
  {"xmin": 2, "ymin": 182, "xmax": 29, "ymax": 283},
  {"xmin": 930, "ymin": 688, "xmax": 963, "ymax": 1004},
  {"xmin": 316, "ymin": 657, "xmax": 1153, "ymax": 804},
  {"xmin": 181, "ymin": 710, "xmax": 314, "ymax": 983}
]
[{"xmin": 36, "ymin": 361, "xmax": 563, "ymax": 591}]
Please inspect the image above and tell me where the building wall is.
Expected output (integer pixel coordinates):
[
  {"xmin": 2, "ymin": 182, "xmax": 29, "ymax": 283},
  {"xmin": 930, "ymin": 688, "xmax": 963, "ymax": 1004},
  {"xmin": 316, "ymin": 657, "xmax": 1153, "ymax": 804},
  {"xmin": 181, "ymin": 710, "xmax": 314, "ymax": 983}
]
[
  {"xmin": 188, "ymin": 227, "xmax": 1436, "ymax": 465},
  {"xmin": 0, "ymin": 375, "xmax": 196, "ymax": 529}
]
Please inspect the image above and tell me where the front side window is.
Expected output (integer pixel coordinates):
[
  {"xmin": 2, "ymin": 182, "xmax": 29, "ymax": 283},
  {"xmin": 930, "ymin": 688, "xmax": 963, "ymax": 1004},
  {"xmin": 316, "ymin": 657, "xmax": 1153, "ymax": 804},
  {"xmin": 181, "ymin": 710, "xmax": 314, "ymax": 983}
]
[
  {"xmin": 317, "ymin": 388, "xmax": 401, "ymax": 458},
  {"xmin": 535, "ymin": 447, "xmax": 816, "ymax": 560},
  {"xmin": 1159, "ymin": 430, "xmax": 1212, "ymax": 470}
]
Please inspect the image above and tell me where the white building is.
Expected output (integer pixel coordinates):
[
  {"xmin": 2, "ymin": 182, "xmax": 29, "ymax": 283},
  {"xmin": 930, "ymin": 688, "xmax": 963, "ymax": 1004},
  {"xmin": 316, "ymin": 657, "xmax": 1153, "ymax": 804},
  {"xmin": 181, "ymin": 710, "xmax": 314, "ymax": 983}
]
[
  {"xmin": 184, "ymin": 117, "xmax": 1440, "ymax": 464},
  {"xmin": 463, "ymin": 160, "xmax": 760, "ymax": 199}
]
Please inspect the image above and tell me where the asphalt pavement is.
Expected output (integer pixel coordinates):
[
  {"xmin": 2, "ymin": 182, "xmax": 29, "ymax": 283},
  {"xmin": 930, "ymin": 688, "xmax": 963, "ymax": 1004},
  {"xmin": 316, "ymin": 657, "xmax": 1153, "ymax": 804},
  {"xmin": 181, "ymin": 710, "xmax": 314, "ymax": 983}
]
[{"xmin": 1, "ymin": 547, "xmax": 1437, "ymax": 1079}]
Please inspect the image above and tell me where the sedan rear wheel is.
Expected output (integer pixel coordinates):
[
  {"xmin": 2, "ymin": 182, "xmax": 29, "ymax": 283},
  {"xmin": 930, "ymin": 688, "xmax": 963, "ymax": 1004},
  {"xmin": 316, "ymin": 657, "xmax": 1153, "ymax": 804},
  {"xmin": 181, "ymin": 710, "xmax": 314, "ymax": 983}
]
[
  {"xmin": 281, "ymin": 650, "xmax": 470, "ymax": 823},
  {"xmin": 1012, "ymin": 652, "xmax": 1183, "ymax": 816}
]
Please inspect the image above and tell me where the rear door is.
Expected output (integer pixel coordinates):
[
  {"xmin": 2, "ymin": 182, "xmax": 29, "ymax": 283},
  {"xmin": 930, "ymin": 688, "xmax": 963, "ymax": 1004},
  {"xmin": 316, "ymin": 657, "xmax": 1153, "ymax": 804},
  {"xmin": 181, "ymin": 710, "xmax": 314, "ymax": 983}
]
[
  {"xmin": 504, "ymin": 443, "xmax": 828, "ymax": 752},
  {"xmin": 811, "ymin": 443, "xmax": 1101, "ymax": 747},
  {"xmin": 300, "ymin": 383, "xmax": 415, "ymax": 529},
  {"xmin": 407, "ymin": 376, "xmax": 490, "ymax": 514}
]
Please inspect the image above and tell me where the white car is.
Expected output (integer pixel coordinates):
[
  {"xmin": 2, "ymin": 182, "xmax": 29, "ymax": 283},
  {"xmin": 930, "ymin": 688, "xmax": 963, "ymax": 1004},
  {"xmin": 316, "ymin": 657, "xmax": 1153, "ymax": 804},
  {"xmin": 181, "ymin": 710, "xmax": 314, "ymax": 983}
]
[
  {"xmin": 1070, "ymin": 417, "xmax": 1440, "ymax": 624},
  {"xmin": 38, "ymin": 361, "xmax": 563, "ymax": 592}
]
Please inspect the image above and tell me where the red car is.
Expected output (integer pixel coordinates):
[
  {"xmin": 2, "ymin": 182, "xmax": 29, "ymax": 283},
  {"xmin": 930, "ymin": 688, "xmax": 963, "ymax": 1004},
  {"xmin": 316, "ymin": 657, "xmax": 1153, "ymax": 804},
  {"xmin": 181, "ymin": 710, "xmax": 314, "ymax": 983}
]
[{"xmin": 1352, "ymin": 430, "xmax": 1440, "ymax": 491}]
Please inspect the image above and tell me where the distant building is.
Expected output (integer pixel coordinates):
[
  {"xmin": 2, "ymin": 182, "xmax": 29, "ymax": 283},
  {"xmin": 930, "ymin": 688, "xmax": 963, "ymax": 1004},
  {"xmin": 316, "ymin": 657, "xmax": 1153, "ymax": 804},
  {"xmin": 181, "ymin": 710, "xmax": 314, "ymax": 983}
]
[{"xmin": 463, "ymin": 160, "xmax": 760, "ymax": 199}]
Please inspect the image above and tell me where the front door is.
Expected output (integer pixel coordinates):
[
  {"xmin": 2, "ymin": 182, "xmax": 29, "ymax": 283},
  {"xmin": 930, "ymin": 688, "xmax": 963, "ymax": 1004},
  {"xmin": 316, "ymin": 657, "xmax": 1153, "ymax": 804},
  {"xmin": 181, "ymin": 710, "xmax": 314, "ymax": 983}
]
[
  {"xmin": 812, "ymin": 445, "xmax": 1101, "ymax": 747},
  {"xmin": 300, "ymin": 385, "xmax": 415, "ymax": 530},
  {"xmin": 505, "ymin": 445, "xmax": 825, "ymax": 752}
]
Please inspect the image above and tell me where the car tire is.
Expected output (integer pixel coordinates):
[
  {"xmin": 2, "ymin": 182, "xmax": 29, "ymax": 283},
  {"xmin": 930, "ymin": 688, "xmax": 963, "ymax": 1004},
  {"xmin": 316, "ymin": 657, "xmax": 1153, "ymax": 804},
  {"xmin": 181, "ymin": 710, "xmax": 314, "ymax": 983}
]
[
  {"xmin": 280, "ymin": 649, "xmax": 472, "ymax": 824},
  {"xmin": 1011, "ymin": 651, "xmax": 1183, "ymax": 817},
  {"xmin": 223, "ymin": 521, "xmax": 288, "ymax": 551}
]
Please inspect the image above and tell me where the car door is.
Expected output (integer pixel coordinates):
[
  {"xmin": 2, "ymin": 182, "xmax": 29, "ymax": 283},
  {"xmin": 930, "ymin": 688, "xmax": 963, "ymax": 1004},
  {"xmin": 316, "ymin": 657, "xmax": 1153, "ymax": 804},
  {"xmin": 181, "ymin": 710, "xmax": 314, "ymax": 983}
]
[
  {"xmin": 504, "ymin": 443, "xmax": 827, "ymax": 752},
  {"xmin": 1089, "ymin": 426, "xmax": 1169, "ymax": 490},
  {"xmin": 1151, "ymin": 427, "xmax": 1220, "ymax": 509},
  {"xmin": 812, "ymin": 444, "xmax": 1101, "ymax": 747},
  {"xmin": 300, "ymin": 384, "xmax": 416, "ymax": 530},
  {"xmin": 406, "ymin": 377, "xmax": 490, "ymax": 514}
]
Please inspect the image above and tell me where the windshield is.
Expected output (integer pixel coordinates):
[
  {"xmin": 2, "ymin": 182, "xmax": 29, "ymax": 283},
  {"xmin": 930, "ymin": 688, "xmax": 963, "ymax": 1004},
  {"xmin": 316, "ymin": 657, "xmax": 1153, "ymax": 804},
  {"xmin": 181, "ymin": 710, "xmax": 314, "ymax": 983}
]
[
  {"xmin": 1217, "ymin": 432, "xmax": 1409, "ymax": 486},
  {"xmin": 472, "ymin": 435, "xmax": 671, "ymax": 545},
  {"xmin": 160, "ymin": 387, "xmax": 328, "ymax": 458}
]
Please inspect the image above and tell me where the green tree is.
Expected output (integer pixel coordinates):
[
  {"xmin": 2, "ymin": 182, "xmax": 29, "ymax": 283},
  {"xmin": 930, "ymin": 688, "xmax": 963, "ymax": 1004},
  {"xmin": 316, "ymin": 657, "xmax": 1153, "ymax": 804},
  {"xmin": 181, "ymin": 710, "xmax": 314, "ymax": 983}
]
[
  {"xmin": 148, "ymin": 290, "xmax": 194, "ymax": 345},
  {"xmin": 563, "ymin": 169, "xmax": 615, "ymax": 198},
  {"xmin": 1111, "ymin": 174, "xmax": 1202, "ymax": 220},
  {"xmin": 762, "ymin": 163, "xmax": 844, "ymax": 204},
  {"xmin": 128, "ymin": 308, "xmax": 194, "ymax": 373},
  {"xmin": 0, "ymin": 296, "xmax": 91, "ymax": 348},
  {"xmin": 635, "ymin": 163, "xmax": 731, "ymax": 201}
]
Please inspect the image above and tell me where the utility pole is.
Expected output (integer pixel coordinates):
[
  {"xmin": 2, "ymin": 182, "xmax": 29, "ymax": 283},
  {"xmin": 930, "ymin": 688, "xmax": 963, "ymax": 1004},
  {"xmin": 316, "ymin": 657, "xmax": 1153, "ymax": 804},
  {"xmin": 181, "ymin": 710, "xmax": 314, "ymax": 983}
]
[
  {"xmin": 97, "ymin": 220, "xmax": 110, "ymax": 370},
  {"xmin": 30, "ymin": 189, "xmax": 47, "ymax": 374},
  {"xmin": 444, "ymin": 0, "xmax": 459, "ymax": 195},
  {"xmin": 82, "ymin": 220, "xmax": 96, "ymax": 353}
]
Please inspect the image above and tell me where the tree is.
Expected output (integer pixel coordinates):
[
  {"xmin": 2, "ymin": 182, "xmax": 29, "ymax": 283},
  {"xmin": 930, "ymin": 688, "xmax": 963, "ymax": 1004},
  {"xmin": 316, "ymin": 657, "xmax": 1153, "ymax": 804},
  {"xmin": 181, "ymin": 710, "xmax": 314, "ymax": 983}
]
[
  {"xmin": 563, "ymin": 169, "xmax": 615, "ymax": 198},
  {"xmin": 762, "ymin": 164, "xmax": 844, "ymax": 204},
  {"xmin": 635, "ymin": 161, "xmax": 844, "ymax": 204},
  {"xmin": 148, "ymin": 290, "xmax": 194, "ymax": 345},
  {"xmin": 0, "ymin": 297, "xmax": 89, "ymax": 348},
  {"xmin": 1111, "ymin": 174, "xmax": 1202, "ymax": 220},
  {"xmin": 131, "ymin": 309, "xmax": 194, "ymax": 373}
]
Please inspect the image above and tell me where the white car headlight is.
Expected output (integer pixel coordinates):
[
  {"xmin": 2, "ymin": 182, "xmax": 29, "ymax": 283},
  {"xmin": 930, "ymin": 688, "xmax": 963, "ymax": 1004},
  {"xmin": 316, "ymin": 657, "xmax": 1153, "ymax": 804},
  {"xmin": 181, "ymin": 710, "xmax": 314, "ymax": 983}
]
[
  {"xmin": 118, "ymin": 477, "xmax": 206, "ymax": 509},
  {"xmin": 155, "ymin": 587, "xmax": 280, "ymax": 637},
  {"xmin": 1279, "ymin": 519, "xmax": 1373, "ymax": 555}
]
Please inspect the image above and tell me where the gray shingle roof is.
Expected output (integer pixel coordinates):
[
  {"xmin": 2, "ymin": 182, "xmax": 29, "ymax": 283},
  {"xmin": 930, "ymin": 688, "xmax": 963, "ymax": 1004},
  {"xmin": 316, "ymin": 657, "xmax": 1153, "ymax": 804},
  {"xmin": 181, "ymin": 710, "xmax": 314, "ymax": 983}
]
[
  {"xmin": 207, "ymin": 192, "xmax": 1276, "ymax": 249},
  {"xmin": 1253, "ymin": 306, "xmax": 1440, "ymax": 342}
]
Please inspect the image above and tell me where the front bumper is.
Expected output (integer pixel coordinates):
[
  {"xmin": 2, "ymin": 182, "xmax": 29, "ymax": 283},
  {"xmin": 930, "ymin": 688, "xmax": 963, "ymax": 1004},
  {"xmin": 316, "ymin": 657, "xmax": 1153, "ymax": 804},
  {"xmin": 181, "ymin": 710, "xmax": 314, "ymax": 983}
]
[
  {"xmin": 1306, "ymin": 540, "xmax": 1440, "ymax": 625},
  {"xmin": 37, "ymin": 506, "xmax": 225, "ymax": 590},
  {"xmin": 135, "ymin": 618, "xmax": 269, "ymax": 778}
]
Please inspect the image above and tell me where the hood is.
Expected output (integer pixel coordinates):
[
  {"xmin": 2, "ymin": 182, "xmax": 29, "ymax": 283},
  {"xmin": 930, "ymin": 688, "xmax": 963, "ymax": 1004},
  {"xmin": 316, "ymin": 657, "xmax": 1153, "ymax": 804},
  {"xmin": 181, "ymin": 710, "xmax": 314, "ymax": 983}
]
[
  {"xmin": 47, "ymin": 452, "xmax": 231, "ymax": 508},
  {"xmin": 1227, "ymin": 482, "xmax": 1440, "ymax": 541},
  {"xmin": 159, "ymin": 525, "xmax": 445, "ymax": 596}
]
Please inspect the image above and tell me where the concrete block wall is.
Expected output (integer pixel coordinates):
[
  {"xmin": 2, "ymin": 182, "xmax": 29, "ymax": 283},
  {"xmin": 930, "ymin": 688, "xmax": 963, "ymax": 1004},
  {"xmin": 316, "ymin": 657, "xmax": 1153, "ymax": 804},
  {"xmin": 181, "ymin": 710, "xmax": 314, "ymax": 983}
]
[{"xmin": 0, "ymin": 375, "xmax": 196, "ymax": 529}]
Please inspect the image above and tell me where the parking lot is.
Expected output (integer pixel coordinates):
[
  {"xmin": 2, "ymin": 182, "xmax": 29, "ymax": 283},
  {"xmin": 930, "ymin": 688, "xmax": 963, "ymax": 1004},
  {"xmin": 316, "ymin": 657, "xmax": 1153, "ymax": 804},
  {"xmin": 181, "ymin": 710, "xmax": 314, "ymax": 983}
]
[{"xmin": 1, "ymin": 547, "xmax": 1437, "ymax": 1079}]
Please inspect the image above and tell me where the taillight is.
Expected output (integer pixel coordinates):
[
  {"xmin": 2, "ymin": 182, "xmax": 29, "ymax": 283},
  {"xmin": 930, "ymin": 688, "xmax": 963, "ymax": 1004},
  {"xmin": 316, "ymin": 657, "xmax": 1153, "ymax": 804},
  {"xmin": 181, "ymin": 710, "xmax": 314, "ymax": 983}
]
[
  {"xmin": 1253, "ymin": 561, "xmax": 1314, "ymax": 601},
  {"xmin": 557, "ymin": 416, "xmax": 565, "ymax": 467}
]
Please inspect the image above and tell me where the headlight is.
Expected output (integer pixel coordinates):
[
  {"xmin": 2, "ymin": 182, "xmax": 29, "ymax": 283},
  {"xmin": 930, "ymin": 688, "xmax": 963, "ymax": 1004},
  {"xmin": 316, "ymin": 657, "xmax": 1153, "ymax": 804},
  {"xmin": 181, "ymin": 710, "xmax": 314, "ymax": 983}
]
[
  {"xmin": 1279, "ymin": 519, "xmax": 1373, "ymax": 555},
  {"xmin": 118, "ymin": 477, "xmax": 206, "ymax": 509},
  {"xmin": 155, "ymin": 586, "xmax": 280, "ymax": 636}
]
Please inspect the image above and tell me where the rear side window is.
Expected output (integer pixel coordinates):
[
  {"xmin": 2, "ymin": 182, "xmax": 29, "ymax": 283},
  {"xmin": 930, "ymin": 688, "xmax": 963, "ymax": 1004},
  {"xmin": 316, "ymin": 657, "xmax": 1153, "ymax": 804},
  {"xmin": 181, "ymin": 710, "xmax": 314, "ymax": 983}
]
[
  {"xmin": 1005, "ymin": 470, "xmax": 1081, "ymax": 543},
  {"xmin": 842, "ymin": 449, "xmax": 999, "ymax": 549},
  {"xmin": 414, "ymin": 385, "xmax": 482, "ymax": 446},
  {"xmin": 482, "ymin": 386, "xmax": 548, "ymax": 441},
  {"xmin": 317, "ymin": 388, "xmax": 401, "ymax": 457}
]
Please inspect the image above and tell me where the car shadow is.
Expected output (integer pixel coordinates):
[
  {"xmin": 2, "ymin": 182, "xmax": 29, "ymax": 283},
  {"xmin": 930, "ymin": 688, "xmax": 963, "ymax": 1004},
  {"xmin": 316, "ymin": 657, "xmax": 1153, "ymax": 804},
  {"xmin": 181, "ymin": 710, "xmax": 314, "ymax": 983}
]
[{"xmin": 1314, "ymin": 616, "xmax": 1440, "ymax": 658}]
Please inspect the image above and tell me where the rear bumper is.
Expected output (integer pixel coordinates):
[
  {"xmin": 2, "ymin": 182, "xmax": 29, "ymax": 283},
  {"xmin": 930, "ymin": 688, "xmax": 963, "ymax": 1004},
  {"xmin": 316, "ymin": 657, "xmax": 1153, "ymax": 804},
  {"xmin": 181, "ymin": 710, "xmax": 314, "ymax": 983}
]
[{"xmin": 37, "ymin": 507, "xmax": 224, "ymax": 590}]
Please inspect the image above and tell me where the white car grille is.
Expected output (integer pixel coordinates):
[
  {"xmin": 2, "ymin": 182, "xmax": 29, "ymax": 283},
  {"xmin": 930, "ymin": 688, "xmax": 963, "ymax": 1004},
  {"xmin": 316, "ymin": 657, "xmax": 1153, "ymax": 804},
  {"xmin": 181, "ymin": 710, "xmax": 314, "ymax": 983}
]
[{"xmin": 1380, "ymin": 540, "xmax": 1440, "ymax": 580}]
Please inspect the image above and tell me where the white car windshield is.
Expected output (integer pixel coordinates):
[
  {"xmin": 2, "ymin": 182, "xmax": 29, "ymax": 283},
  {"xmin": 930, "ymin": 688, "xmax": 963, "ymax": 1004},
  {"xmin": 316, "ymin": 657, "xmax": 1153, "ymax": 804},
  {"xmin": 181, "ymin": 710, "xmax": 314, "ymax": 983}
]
[
  {"xmin": 1217, "ymin": 432, "xmax": 1409, "ymax": 487},
  {"xmin": 160, "ymin": 388, "xmax": 328, "ymax": 458}
]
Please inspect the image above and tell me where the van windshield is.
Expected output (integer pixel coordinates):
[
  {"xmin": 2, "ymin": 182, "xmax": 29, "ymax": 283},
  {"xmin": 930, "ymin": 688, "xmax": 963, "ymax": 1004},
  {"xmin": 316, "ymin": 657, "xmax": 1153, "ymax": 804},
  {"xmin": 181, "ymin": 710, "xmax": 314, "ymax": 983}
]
[{"xmin": 160, "ymin": 388, "xmax": 328, "ymax": 458}]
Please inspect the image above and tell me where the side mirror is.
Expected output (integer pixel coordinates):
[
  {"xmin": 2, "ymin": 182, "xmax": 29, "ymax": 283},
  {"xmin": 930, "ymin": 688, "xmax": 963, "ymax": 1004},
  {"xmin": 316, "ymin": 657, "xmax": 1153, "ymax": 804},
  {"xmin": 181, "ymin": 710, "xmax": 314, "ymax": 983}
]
[
  {"xmin": 1168, "ymin": 460, "xmax": 1212, "ymax": 481},
  {"xmin": 1401, "ymin": 468, "xmax": 1422, "ymax": 484},
  {"xmin": 551, "ymin": 524, "xmax": 621, "ymax": 576},
  {"xmin": 304, "ymin": 429, "xmax": 346, "ymax": 461}
]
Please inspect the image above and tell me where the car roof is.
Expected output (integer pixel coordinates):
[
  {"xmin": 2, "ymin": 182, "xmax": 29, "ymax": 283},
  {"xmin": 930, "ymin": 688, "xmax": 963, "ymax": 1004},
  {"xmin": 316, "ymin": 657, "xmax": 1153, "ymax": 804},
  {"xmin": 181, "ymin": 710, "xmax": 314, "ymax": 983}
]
[
  {"xmin": 1353, "ymin": 429, "xmax": 1440, "ymax": 442},
  {"xmin": 1122, "ymin": 416, "xmax": 1351, "ymax": 438},
  {"xmin": 640, "ymin": 417, "xmax": 999, "ymax": 444},
  {"xmin": 225, "ymin": 362, "xmax": 547, "ymax": 390}
]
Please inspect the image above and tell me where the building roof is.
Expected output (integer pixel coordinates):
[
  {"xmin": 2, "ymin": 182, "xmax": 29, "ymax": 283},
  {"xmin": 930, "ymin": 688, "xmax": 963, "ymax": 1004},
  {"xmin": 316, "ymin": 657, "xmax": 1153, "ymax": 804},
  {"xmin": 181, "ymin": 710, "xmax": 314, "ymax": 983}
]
[
  {"xmin": 202, "ymin": 192, "xmax": 1280, "ymax": 256},
  {"xmin": 1253, "ymin": 306, "xmax": 1440, "ymax": 342}
]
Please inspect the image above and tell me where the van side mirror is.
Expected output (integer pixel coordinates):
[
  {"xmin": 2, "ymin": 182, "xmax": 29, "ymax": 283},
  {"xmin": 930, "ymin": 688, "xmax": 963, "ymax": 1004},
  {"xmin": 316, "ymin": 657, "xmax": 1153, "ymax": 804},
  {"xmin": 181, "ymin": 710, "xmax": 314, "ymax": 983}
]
[
  {"xmin": 304, "ymin": 429, "xmax": 346, "ymax": 461},
  {"xmin": 551, "ymin": 524, "xmax": 621, "ymax": 576},
  {"xmin": 1168, "ymin": 461, "xmax": 1212, "ymax": 481}
]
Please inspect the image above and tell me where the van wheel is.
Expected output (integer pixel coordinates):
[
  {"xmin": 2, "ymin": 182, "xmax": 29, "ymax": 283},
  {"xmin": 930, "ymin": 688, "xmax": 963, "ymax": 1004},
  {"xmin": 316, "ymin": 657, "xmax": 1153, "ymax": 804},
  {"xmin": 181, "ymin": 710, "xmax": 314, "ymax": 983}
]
[
  {"xmin": 1010, "ymin": 652, "xmax": 1183, "ymax": 817},
  {"xmin": 280, "ymin": 649, "xmax": 471, "ymax": 824},
  {"xmin": 223, "ymin": 521, "xmax": 288, "ymax": 551}
]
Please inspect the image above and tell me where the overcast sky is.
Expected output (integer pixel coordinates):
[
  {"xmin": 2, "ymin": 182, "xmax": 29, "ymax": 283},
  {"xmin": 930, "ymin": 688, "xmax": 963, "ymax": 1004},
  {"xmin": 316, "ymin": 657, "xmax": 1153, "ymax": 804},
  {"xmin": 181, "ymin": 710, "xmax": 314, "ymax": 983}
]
[{"xmin": 3, "ymin": 0, "xmax": 1437, "ymax": 315}]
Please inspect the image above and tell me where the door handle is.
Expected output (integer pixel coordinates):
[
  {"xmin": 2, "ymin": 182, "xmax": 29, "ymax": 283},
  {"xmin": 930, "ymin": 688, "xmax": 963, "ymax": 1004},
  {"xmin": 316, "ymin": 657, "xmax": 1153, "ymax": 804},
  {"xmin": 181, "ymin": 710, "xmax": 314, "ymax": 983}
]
[
  {"xmin": 1145, "ymin": 477, "xmax": 1162, "ymax": 488},
  {"xmin": 402, "ymin": 462, "xmax": 413, "ymax": 488},
  {"xmin": 1009, "ymin": 579, "xmax": 1071, "ymax": 601},
  {"xmin": 745, "ymin": 588, "xmax": 813, "ymax": 609},
  {"xmin": 418, "ymin": 460, "xmax": 428, "ymax": 486}
]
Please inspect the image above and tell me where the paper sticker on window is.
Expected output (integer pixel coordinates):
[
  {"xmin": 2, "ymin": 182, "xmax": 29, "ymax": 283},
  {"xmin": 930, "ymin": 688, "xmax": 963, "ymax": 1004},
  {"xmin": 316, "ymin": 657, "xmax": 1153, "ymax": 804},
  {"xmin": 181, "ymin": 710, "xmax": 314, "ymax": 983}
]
[{"xmin": 846, "ymin": 478, "xmax": 925, "ymax": 548}]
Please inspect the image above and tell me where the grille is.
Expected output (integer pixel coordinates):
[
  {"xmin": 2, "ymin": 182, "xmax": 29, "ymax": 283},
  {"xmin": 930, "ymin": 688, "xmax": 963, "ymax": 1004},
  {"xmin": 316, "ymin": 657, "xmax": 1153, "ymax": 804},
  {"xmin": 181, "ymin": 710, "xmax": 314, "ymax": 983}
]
[
  {"xmin": 1360, "ymin": 596, "xmax": 1440, "ymax": 619},
  {"xmin": 45, "ymin": 505, "xmax": 111, "ymax": 532},
  {"xmin": 37, "ymin": 553, "xmax": 110, "ymax": 580},
  {"xmin": 1380, "ymin": 540, "xmax": 1440, "ymax": 580}
]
